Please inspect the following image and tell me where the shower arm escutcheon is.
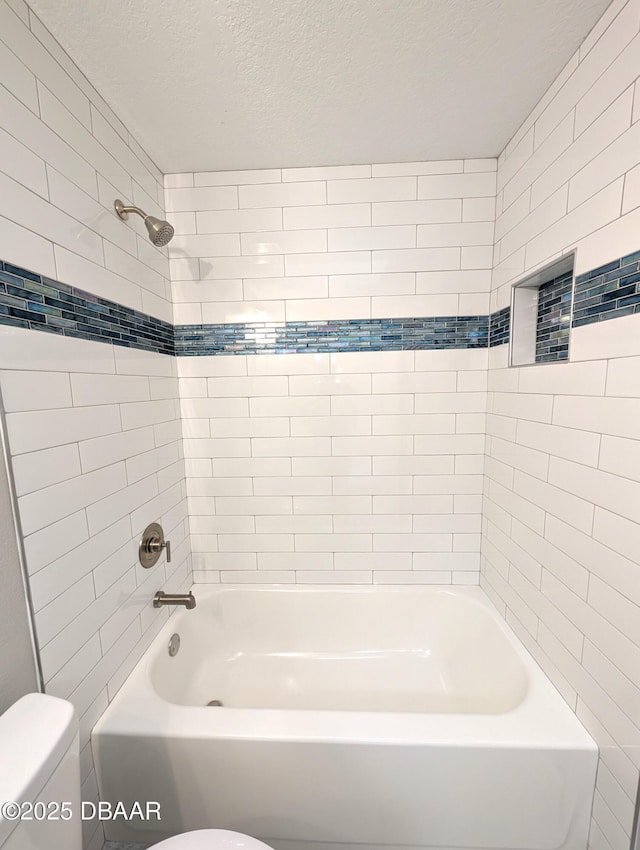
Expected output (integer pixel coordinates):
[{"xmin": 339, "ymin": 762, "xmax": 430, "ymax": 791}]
[{"xmin": 139, "ymin": 522, "xmax": 172, "ymax": 569}]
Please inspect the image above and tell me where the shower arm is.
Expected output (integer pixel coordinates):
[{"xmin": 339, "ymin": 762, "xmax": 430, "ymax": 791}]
[
  {"xmin": 113, "ymin": 198, "xmax": 174, "ymax": 246},
  {"xmin": 114, "ymin": 199, "xmax": 147, "ymax": 221}
]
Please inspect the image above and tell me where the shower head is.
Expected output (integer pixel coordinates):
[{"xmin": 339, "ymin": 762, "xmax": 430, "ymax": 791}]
[
  {"xmin": 114, "ymin": 199, "xmax": 175, "ymax": 247},
  {"xmin": 143, "ymin": 215, "xmax": 175, "ymax": 247}
]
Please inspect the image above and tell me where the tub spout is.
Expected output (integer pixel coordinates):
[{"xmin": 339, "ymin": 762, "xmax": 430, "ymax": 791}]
[{"xmin": 153, "ymin": 591, "xmax": 196, "ymax": 609}]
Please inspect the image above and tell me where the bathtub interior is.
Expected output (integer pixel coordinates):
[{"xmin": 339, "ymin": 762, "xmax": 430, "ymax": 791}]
[{"xmin": 149, "ymin": 587, "xmax": 529, "ymax": 712}]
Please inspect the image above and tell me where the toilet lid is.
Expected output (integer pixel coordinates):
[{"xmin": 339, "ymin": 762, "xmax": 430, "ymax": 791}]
[{"xmin": 152, "ymin": 828, "xmax": 275, "ymax": 850}]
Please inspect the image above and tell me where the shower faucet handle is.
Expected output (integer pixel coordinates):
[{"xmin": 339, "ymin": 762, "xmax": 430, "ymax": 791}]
[
  {"xmin": 149, "ymin": 536, "xmax": 172, "ymax": 563},
  {"xmin": 139, "ymin": 522, "xmax": 172, "ymax": 568}
]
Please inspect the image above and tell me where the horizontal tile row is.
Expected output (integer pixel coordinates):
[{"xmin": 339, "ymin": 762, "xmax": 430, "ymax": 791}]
[
  {"xmin": 165, "ymin": 161, "xmax": 497, "ymax": 189},
  {"xmin": 165, "ymin": 172, "xmax": 498, "ymax": 212},
  {"xmin": 190, "ymin": 533, "xmax": 480, "ymax": 553},
  {"xmin": 191, "ymin": 569, "xmax": 480, "ymax": 585},
  {"xmin": 168, "ymin": 221, "xmax": 496, "ymax": 255},
  {"xmin": 175, "ymin": 316, "xmax": 490, "ymax": 355},
  {"xmin": 573, "ymin": 249, "xmax": 640, "ymax": 327},
  {"xmin": 0, "ymin": 260, "xmax": 174, "ymax": 355},
  {"xmin": 175, "ymin": 198, "xmax": 495, "ymax": 234}
]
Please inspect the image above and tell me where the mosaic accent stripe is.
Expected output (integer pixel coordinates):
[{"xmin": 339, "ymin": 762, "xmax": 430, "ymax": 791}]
[
  {"xmin": 489, "ymin": 306, "xmax": 510, "ymax": 347},
  {"xmin": 2, "ymin": 250, "xmax": 640, "ymax": 357},
  {"xmin": 0, "ymin": 261, "xmax": 174, "ymax": 355},
  {"xmin": 174, "ymin": 316, "xmax": 489, "ymax": 356},
  {"xmin": 572, "ymin": 250, "xmax": 640, "ymax": 328},
  {"xmin": 535, "ymin": 270, "xmax": 572, "ymax": 362}
]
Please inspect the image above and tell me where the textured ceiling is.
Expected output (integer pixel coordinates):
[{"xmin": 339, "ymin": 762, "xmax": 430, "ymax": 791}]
[{"xmin": 28, "ymin": 0, "xmax": 611, "ymax": 173}]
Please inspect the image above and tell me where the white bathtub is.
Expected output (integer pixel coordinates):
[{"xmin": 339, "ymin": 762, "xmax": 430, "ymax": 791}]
[{"xmin": 92, "ymin": 586, "xmax": 597, "ymax": 850}]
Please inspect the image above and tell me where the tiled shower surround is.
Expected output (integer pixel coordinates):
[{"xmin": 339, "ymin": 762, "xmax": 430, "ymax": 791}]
[
  {"xmin": 0, "ymin": 4, "xmax": 639, "ymax": 850},
  {"xmin": 0, "ymin": 3, "xmax": 190, "ymax": 850},
  {"xmin": 165, "ymin": 160, "xmax": 496, "ymax": 585},
  {"xmin": 483, "ymin": 2, "xmax": 640, "ymax": 850}
]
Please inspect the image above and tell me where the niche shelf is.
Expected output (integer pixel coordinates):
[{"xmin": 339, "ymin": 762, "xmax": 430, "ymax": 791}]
[{"xmin": 510, "ymin": 253, "xmax": 575, "ymax": 367}]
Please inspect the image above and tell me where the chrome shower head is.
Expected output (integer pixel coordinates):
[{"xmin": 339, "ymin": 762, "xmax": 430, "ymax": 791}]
[{"xmin": 114, "ymin": 199, "xmax": 175, "ymax": 247}]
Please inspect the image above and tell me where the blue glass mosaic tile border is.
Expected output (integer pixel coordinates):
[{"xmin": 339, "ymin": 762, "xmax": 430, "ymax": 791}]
[
  {"xmin": 489, "ymin": 306, "xmax": 510, "ymax": 347},
  {"xmin": 174, "ymin": 315, "xmax": 489, "ymax": 355},
  {"xmin": 2, "ymin": 250, "xmax": 640, "ymax": 357},
  {"xmin": 572, "ymin": 250, "xmax": 640, "ymax": 327},
  {"xmin": 536, "ymin": 270, "xmax": 572, "ymax": 362},
  {"xmin": 0, "ymin": 261, "xmax": 174, "ymax": 355}
]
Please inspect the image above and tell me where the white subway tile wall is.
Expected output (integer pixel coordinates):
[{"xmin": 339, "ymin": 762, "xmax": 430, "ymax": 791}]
[
  {"xmin": 484, "ymin": 5, "xmax": 640, "ymax": 850},
  {"xmin": 0, "ymin": 337, "xmax": 191, "ymax": 850},
  {"xmin": 166, "ymin": 160, "xmax": 496, "ymax": 323},
  {"xmin": 178, "ymin": 349, "xmax": 488, "ymax": 585},
  {"xmin": 0, "ymin": 5, "xmax": 190, "ymax": 850},
  {"xmin": 166, "ymin": 162, "xmax": 495, "ymax": 586}
]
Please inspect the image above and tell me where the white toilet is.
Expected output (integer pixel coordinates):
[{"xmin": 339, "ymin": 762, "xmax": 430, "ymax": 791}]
[{"xmin": 0, "ymin": 693, "xmax": 273, "ymax": 850}]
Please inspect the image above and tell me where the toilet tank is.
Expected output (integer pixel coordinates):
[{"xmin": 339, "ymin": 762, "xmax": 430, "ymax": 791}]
[{"xmin": 0, "ymin": 693, "xmax": 82, "ymax": 850}]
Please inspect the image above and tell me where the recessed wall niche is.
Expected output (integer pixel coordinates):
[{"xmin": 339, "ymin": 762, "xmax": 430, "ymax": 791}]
[{"xmin": 509, "ymin": 254, "xmax": 575, "ymax": 367}]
